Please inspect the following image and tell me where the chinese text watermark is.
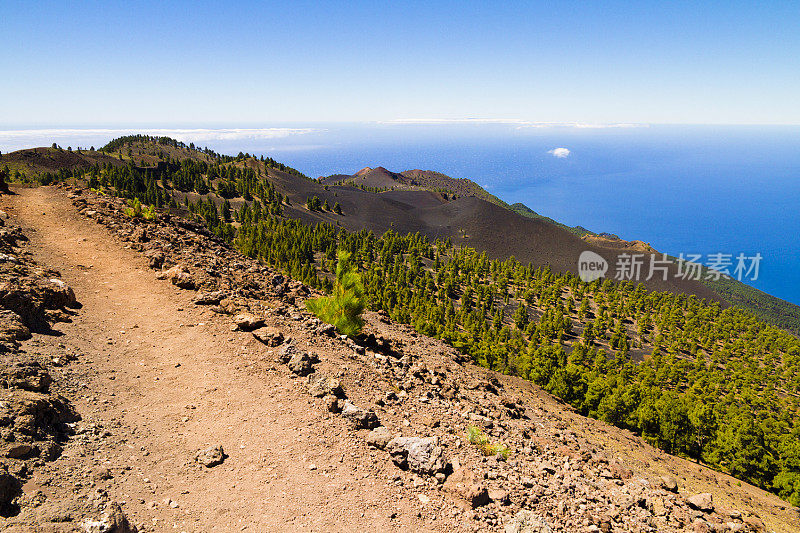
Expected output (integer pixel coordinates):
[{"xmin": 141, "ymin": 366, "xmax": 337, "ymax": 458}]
[{"xmin": 578, "ymin": 251, "xmax": 762, "ymax": 283}]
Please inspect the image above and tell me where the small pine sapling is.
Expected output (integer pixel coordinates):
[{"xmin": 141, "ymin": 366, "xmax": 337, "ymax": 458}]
[{"xmin": 306, "ymin": 251, "xmax": 365, "ymax": 336}]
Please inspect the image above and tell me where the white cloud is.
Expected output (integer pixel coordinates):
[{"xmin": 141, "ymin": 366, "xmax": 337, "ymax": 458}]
[
  {"xmin": 572, "ymin": 123, "xmax": 646, "ymax": 129},
  {"xmin": 382, "ymin": 119, "xmax": 649, "ymax": 129},
  {"xmin": 548, "ymin": 147, "xmax": 571, "ymax": 158},
  {"xmin": 517, "ymin": 122, "xmax": 648, "ymax": 129},
  {"xmin": 380, "ymin": 118, "xmax": 530, "ymax": 125},
  {"xmin": 0, "ymin": 128, "xmax": 319, "ymax": 152}
]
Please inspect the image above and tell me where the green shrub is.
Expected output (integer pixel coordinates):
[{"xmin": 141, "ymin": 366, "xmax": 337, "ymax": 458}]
[
  {"xmin": 124, "ymin": 198, "xmax": 157, "ymax": 220},
  {"xmin": 306, "ymin": 251, "xmax": 365, "ymax": 336},
  {"xmin": 123, "ymin": 198, "xmax": 141, "ymax": 218},
  {"xmin": 467, "ymin": 424, "xmax": 510, "ymax": 459}
]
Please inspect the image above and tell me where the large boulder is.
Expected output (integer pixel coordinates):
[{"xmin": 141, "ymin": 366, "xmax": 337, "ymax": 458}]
[
  {"xmin": 386, "ymin": 436, "xmax": 445, "ymax": 475},
  {"xmin": 0, "ymin": 389, "xmax": 79, "ymax": 439},
  {"xmin": 45, "ymin": 278, "xmax": 76, "ymax": 308},
  {"xmin": 0, "ymin": 471, "xmax": 22, "ymax": 515},
  {"xmin": 0, "ymin": 275, "xmax": 78, "ymax": 331},
  {"xmin": 0, "ymin": 358, "xmax": 52, "ymax": 392}
]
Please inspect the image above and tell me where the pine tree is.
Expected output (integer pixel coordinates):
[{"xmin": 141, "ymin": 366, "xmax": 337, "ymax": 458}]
[{"xmin": 306, "ymin": 251, "xmax": 365, "ymax": 336}]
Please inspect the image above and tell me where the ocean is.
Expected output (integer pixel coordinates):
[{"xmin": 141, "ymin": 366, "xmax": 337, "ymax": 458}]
[{"xmin": 2, "ymin": 123, "xmax": 799, "ymax": 305}]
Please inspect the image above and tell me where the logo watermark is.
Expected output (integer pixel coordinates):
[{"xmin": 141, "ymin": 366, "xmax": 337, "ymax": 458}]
[
  {"xmin": 578, "ymin": 251, "xmax": 608, "ymax": 282},
  {"xmin": 578, "ymin": 252, "xmax": 762, "ymax": 282}
]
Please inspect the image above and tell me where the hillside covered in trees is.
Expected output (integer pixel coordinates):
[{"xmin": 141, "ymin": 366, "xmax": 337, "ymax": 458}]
[{"xmin": 4, "ymin": 136, "xmax": 800, "ymax": 506}]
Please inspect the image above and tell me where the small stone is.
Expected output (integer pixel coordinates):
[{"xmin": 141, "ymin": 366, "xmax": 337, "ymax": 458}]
[
  {"xmin": 692, "ymin": 517, "xmax": 711, "ymax": 533},
  {"xmin": 686, "ymin": 493, "xmax": 714, "ymax": 513},
  {"xmin": 233, "ymin": 314, "xmax": 265, "ymax": 331},
  {"xmin": 323, "ymin": 394, "xmax": 341, "ymax": 413},
  {"xmin": 540, "ymin": 462, "xmax": 556, "ymax": 474},
  {"xmin": 649, "ymin": 497, "xmax": 668, "ymax": 516},
  {"xmin": 365, "ymin": 426, "xmax": 392, "ymax": 449},
  {"xmin": 93, "ymin": 467, "xmax": 113, "ymax": 481},
  {"xmin": 742, "ymin": 516, "xmax": 766, "ymax": 532},
  {"xmin": 252, "ymin": 326, "xmax": 284, "ymax": 346},
  {"xmin": 288, "ymin": 351, "xmax": 317, "ymax": 376},
  {"xmin": 504, "ymin": 510, "xmax": 553, "ymax": 533},
  {"xmin": 6, "ymin": 443, "xmax": 37, "ymax": 459},
  {"xmin": 608, "ymin": 459, "xmax": 633, "ymax": 480},
  {"xmin": 277, "ymin": 343, "xmax": 298, "ymax": 363},
  {"xmin": 488, "ymin": 488, "xmax": 510, "ymax": 505},
  {"xmin": 386, "ymin": 436, "xmax": 445, "ymax": 475},
  {"xmin": 193, "ymin": 291, "xmax": 226, "ymax": 305},
  {"xmin": 82, "ymin": 502, "xmax": 136, "ymax": 533},
  {"xmin": 660, "ymin": 474, "xmax": 679, "ymax": 493},
  {"xmin": 465, "ymin": 484, "xmax": 490, "ymax": 508},
  {"xmin": 145, "ymin": 250, "xmax": 164, "ymax": 269},
  {"xmin": 164, "ymin": 265, "xmax": 196, "ymax": 290},
  {"xmin": 195, "ymin": 445, "xmax": 226, "ymax": 467},
  {"xmin": 307, "ymin": 374, "xmax": 343, "ymax": 398},
  {"xmin": 443, "ymin": 468, "xmax": 489, "ymax": 508},
  {"xmin": 341, "ymin": 401, "xmax": 380, "ymax": 429},
  {"xmin": 40, "ymin": 441, "xmax": 62, "ymax": 462},
  {"xmin": 315, "ymin": 323, "xmax": 336, "ymax": 336}
]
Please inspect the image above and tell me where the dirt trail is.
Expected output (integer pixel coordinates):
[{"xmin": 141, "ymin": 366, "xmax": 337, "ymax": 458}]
[{"xmin": 2, "ymin": 187, "xmax": 447, "ymax": 531}]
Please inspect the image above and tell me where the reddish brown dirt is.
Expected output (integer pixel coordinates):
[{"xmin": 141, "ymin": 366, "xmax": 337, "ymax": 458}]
[{"xmin": 0, "ymin": 187, "xmax": 460, "ymax": 532}]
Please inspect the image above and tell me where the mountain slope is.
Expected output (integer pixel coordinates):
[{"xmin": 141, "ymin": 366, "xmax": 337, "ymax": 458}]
[
  {"xmin": 5, "ymin": 139, "xmax": 800, "ymax": 331},
  {"xmin": 1, "ymin": 184, "xmax": 795, "ymax": 531},
  {"xmin": 510, "ymin": 202, "xmax": 597, "ymax": 237},
  {"xmin": 282, "ymin": 169, "xmax": 721, "ymax": 302},
  {"xmin": 3, "ymin": 136, "xmax": 800, "ymax": 509},
  {"xmin": 0, "ymin": 146, "xmax": 122, "ymax": 179}
]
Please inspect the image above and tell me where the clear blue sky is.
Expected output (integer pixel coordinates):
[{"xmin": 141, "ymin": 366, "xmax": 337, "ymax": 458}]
[{"xmin": 1, "ymin": 1, "xmax": 798, "ymax": 125}]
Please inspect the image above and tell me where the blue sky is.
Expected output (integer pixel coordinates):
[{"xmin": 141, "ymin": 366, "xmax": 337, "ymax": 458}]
[{"xmin": 1, "ymin": 1, "xmax": 798, "ymax": 125}]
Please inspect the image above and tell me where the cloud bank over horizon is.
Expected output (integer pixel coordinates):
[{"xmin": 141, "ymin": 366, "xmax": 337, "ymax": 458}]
[
  {"xmin": 381, "ymin": 119, "xmax": 648, "ymax": 129},
  {"xmin": 0, "ymin": 128, "xmax": 319, "ymax": 152}
]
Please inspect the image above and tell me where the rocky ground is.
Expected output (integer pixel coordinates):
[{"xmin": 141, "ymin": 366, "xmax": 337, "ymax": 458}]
[
  {"xmin": 0, "ymin": 198, "xmax": 81, "ymax": 519},
  {"xmin": 0, "ymin": 184, "xmax": 797, "ymax": 532}
]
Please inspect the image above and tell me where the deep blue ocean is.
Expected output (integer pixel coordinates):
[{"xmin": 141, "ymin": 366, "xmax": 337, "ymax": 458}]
[{"xmin": 2, "ymin": 124, "xmax": 799, "ymax": 305}]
